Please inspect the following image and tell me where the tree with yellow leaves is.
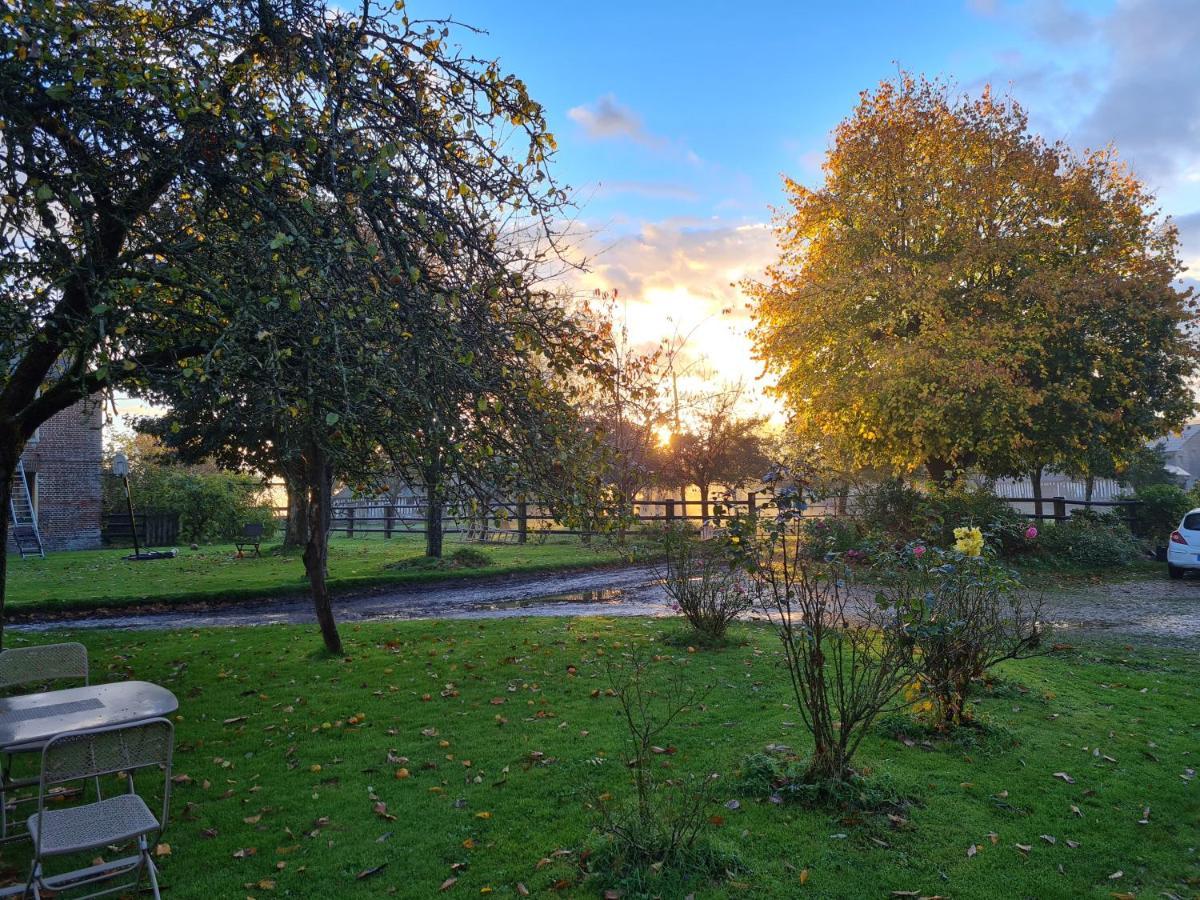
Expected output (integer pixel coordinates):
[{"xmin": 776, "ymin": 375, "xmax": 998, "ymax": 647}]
[{"xmin": 749, "ymin": 74, "xmax": 1198, "ymax": 493}]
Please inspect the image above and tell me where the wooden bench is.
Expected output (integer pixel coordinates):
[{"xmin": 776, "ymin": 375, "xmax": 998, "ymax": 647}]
[{"xmin": 235, "ymin": 523, "xmax": 264, "ymax": 558}]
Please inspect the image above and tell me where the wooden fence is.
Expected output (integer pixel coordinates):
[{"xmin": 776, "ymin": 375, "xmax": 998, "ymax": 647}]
[
  {"xmin": 101, "ymin": 511, "xmax": 180, "ymax": 548},
  {"xmin": 316, "ymin": 492, "xmax": 1141, "ymax": 542},
  {"xmin": 319, "ymin": 493, "xmax": 842, "ymax": 542},
  {"xmin": 1000, "ymin": 496, "xmax": 1141, "ymax": 523}
]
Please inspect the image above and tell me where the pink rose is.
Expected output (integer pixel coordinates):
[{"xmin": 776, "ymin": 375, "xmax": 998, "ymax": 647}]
[
  {"xmin": 1024, "ymin": 525, "xmax": 1038, "ymax": 540},
  {"xmin": 913, "ymin": 545, "xmax": 927, "ymax": 558}
]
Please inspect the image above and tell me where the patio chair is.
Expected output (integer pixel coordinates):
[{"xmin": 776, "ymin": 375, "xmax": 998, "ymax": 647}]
[
  {"xmin": 0, "ymin": 643, "xmax": 92, "ymax": 839},
  {"xmin": 24, "ymin": 718, "xmax": 174, "ymax": 900}
]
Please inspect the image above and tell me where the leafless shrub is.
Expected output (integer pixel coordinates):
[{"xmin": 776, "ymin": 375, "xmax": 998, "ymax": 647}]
[
  {"xmin": 724, "ymin": 467, "xmax": 918, "ymax": 784},
  {"xmin": 658, "ymin": 528, "xmax": 751, "ymax": 641},
  {"xmin": 590, "ymin": 649, "xmax": 727, "ymax": 882}
]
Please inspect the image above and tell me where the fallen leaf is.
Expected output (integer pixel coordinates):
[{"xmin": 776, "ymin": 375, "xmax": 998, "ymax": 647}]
[
  {"xmin": 1052, "ymin": 772, "xmax": 1075, "ymax": 784},
  {"xmin": 232, "ymin": 848, "xmax": 257, "ymax": 859},
  {"xmin": 1108, "ymin": 871, "xmax": 1123, "ymax": 880},
  {"xmin": 966, "ymin": 844, "xmax": 977, "ymax": 858},
  {"xmin": 1015, "ymin": 843, "xmax": 1032, "ymax": 855},
  {"xmin": 154, "ymin": 843, "xmax": 171, "ymax": 857},
  {"xmin": 516, "ymin": 884, "xmax": 529, "ymax": 897},
  {"xmin": 440, "ymin": 877, "xmax": 457, "ymax": 891},
  {"xmin": 799, "ymin": 868, "xmax": 809, "ymax": 885},
  {"xmin": 356, "ymin": 864, "xmax": 387, "ymax": 880}
]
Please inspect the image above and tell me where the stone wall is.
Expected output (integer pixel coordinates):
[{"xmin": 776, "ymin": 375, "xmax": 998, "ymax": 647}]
[{"xmin": 8, "ymin": 398, "xmax": 104, "ymax": 552}]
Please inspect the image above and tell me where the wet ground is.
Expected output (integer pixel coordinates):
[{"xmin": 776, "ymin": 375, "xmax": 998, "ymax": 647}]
[{"xmin": 13, "ymin": 565, "xmax": 1200, "ymax": 646}]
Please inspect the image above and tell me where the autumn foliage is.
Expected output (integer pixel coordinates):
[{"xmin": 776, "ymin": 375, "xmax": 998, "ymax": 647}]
[{"xmin": 749, "ymin": 74, "xmax": 1198, "ymax": 484}]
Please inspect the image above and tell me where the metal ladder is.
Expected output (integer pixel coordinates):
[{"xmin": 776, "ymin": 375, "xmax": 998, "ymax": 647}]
[{"xmin": 8, "ymin": 459, "xmax": 44, "ymax": 559}]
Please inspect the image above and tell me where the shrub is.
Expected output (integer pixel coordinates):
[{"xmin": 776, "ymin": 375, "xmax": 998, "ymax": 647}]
[
  {"xmin": 855, "ymin": 477, "xmax": 925, "ymax": 540},
  {"xmin": 1036, "ymin": 513, "xmax": 1141, "ymax": 567},
  {"xmin": 658, "ymin": 529, "xmax": 751, "ymax": 642},
  {"xmin": 799, "ymin": 516, "xmax": 861, "ymax": 558},
  {"xmin": 1131, "ymin": 484, "xmax": 1193, "ymax": 542},
  {"xmin": 587, "ymin": 650, "xmax": 734, "ymax": 895},
  {"xmin": 725, "ymin": 466, "xmax": 917, "ymax": 783},
  {"xmin": 921, "ymin": 484, "xmax": 1030, "ymax": 556},
  {"xmin": 106, "ymin": 466, "xmax": 277, "ymax": 544},
  {"xmin": 874, "ymin": 545, "xmax": 1042, "ymax": 728}
]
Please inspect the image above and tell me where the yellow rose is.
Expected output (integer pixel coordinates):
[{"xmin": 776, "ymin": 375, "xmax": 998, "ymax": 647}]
[{"xmin": 953, "ymin": 526, "xmax": 984, "ymax": 557}]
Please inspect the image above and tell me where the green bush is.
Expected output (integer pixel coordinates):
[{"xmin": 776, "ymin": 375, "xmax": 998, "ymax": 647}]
[
  {"xmin": 921, "ymin": 484, "xmax": 1030, "ymax": 556},
  {"xmin": 106, "ymin": 466, "xmax": 276, "ymax": 544},
  {"xmin": 855, "ymin": 478, "xmax": 925, "ymax": 540},
  {"xmin": 1036, "ymin": 513, "xmax": 1141, "ymax": 568},
  {"xmin": 1131, "ymin": 484, "xmax": 1193, "ymax": 542},
  {"xmin": 799, "ymin": 516, "xmax": 861, "ymax": 558}
]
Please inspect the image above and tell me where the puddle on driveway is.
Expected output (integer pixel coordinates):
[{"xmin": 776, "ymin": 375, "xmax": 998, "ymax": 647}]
[{"xmin": 469, "ymin": 588, "xmax": 626, "ymax": 611}]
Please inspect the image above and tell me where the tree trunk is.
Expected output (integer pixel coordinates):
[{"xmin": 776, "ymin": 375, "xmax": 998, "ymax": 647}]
[
  {"xmin": 925, "ymin": 458, "xmax": 954, "ymax": 489},
  {"xmin": 425, "ymin": 492, "xmax": 444, "ymax": 558},
  {"xmin": 421, "ymin": 441, "xmax": 445, "ymax": 558},
  {"xmin": 1030, "ymin": 466, "xmax": 1044, "ymax": 522},
  {"xmin": 281, "ymin": 462, "xmax": 310, "ymax": 550},
  {"xmin": 300, "ymin": 444, "xmax": 342, "ymax": 655},
  {"xmin": 0, "ymin": 448, "xmax": 14, "ymax": 652},
  {"xmin": 1085, "ymin": 473, "xmax": 1095, "ymax": 504}
]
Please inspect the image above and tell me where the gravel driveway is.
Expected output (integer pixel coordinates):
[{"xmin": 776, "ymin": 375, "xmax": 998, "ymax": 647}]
[{"xmin": 13, "ymin": 566, "xmax": 1200, "ymax": 646}]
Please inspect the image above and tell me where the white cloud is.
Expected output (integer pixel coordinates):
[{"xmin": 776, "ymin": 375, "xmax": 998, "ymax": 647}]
[
  {"xmin": 562, "ymin": 219, "xmax": 782, "ymax": 414},
  {"xmin": 567, "ymin": 94, "xmax": 666, "ymax": 148}
]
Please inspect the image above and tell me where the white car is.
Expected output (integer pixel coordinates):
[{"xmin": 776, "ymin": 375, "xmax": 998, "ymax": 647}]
[{"xmin": 1166, "ymin": 507, "xmax": 1200, "ymax": 578}]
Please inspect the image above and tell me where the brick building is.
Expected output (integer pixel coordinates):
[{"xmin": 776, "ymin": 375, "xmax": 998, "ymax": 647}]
[{"xmin": 7, "ymin": 398, "xmax": 104, "ymax": 553}]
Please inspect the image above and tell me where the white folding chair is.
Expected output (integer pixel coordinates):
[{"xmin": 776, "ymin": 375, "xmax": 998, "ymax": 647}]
[
  {"xmin": 0, "ymin": 643, "xmax": 91, "ymax": 839},
  {"xmin": 24, "ymin": 718, "xmax": 173, "ymax": 900}
]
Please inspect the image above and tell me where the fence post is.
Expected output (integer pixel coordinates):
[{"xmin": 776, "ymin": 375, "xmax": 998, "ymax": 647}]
[
  {"xmin": 1052, "ymin": 496, "xmax": 1067, "ymax": 522},
  {"xmin": 346, "ymin": 505, "xmax": 354, "ymax": 538},
  {"xmin": 679, "ymin": 497, "xmax": 688, "ymax": 522},
  {"xmin": 517, "ymin": 497, "xmax": 528, "ymax": 544},
  {"xmin": 665, "ymin": 498, "xmax": 675, "ymax": 523},
  {"xmin": 747, "ymin": 491, "xmax": 757, "ymax": 518},
  {"xmin": 384, "ymin": 501, "xmax": 394, "ymax": 539}
]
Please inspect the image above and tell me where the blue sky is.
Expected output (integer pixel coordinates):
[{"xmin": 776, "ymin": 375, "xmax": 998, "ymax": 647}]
[
  {"xmin": 408, "ymin": 0, "xmax": 1200, "ymax": 400},
  {"xmin": 116, "ymin": 0, "xmax": 1200, "ymax": 431}
]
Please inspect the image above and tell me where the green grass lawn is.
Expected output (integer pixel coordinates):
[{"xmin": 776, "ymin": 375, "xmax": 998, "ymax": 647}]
[
  {"xmin": 4, "ymin": 535, "xmax": 642, "ymax": 614},
  {"xmin": 0, "ymin": 619, "xmax": 1194, "ymax": 898}
]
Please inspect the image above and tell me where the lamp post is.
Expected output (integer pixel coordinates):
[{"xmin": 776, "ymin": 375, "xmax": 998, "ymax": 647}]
[{"xmin": 111, "ymin": 452, "xmax": 141, "ymax": 559}]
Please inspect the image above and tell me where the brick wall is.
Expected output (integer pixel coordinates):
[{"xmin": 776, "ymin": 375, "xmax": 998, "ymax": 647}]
[{"xmin": 7, "ymin": 398, "xmax": 104, "ymax": 552}]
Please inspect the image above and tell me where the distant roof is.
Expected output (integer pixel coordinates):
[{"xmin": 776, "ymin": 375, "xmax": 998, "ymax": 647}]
[
  {"xmin": 1165, "ymin": 464, "xmax": 1193, "ymax": 478},
  {"xmin": 1156, "ymin": 423, "xmax": 1200, "ymax": 453}
]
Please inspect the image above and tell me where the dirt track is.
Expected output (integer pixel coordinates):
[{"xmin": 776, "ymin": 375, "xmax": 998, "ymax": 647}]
[{"xmin": 13, "ymin": 565, "xmax": 1199, "ymax": 647}]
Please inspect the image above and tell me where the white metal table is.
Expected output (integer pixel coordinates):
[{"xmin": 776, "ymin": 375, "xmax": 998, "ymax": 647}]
[
  {"xmin": 0, "ymin": 681, "xmax": 178, "ymax": 896},
  {"xmin": 0, "ymin": 681, "xmax": 178, "ymax": 751}
]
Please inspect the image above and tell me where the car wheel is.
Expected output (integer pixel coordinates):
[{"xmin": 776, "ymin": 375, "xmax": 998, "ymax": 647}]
[{"xmin": 1168, "ymin": 564, "xmax": 1184, "ymax": 580}]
